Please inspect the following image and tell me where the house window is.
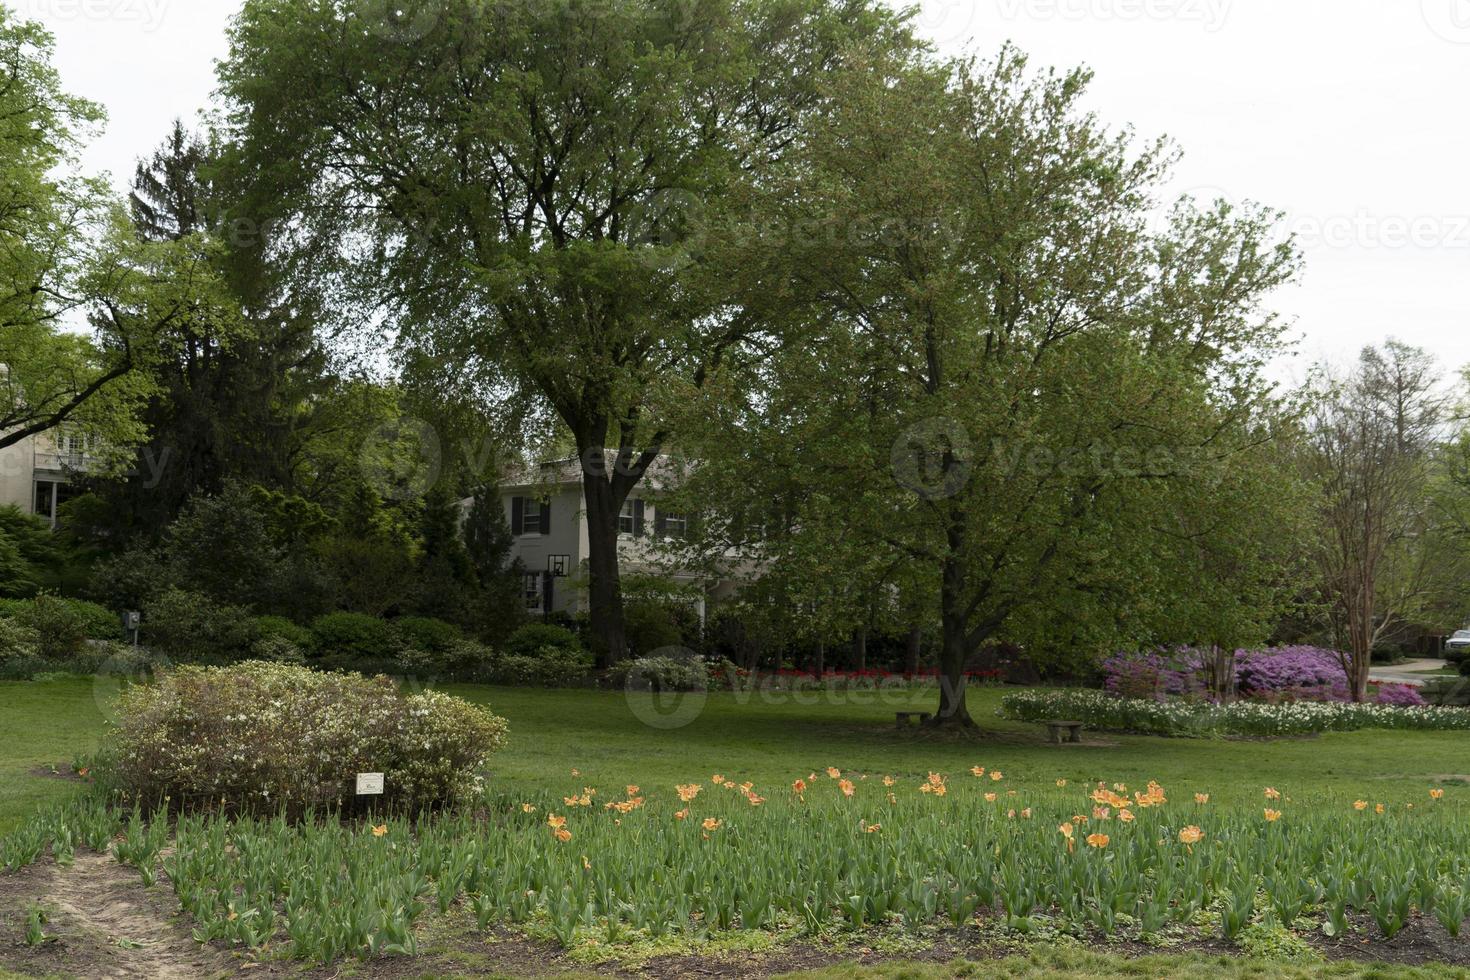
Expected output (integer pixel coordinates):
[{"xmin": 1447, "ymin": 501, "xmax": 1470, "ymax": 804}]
[
  {"xmin": 619, "ymin": 499, "xmax": 645, "ymax": 537},
  {"xmin": 523, "ymin": 572, "xmax": 544, "ymax": 612},
  {"xmin": 512, "ymin": 496, "xmax": 550, "ymax": 536},
  {"xmin": 657, "ymin": 511, "xmax": 688, "ymax": 539}
]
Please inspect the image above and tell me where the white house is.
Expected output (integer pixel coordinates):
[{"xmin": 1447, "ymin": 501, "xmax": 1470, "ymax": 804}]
[
  {"xmin": 0, "ymin": 428, "xmax": 88, "ymax": 527},
  {"xmin": 484, "ymin": 456, "xmax": 750, "ymax": 623}
]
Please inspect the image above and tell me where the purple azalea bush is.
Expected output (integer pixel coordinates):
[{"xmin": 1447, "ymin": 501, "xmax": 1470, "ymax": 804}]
[{"xmin": 1102, "ymin": 645, "xmax": 1426, "ymax": 707}]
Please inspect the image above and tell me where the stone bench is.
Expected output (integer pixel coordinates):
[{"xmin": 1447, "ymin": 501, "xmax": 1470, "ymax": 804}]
[
  {"xmin": 895, "ymin": 711, "xmax": 932, "ymax": 728},
  {"xmin": 1044, "ymin": 720, "xmax": 1084, "ymax": 744}
]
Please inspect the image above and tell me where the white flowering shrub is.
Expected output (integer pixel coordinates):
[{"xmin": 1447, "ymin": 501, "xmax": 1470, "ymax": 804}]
[
  {"xmin": 1001, "ymin": 688, "xmax": 1470, "ymax": 738},
  {"xmin": 612, "ymin": 655, "xmax": 711, "ymax": 692},
  {"xmin": 107, "ymin": 662, "xmax": 508, "ymax": 815}
]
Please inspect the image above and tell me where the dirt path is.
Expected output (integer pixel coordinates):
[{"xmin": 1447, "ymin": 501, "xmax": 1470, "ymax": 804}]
[{"xmin": 21, "ymin": 851, "xmax": 234, "ymax": 979}]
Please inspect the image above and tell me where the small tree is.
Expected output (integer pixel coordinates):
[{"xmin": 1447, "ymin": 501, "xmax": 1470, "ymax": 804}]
[{"xmin": 1304, "ymin": 342, "xmax": 1452, "ymax": 700}]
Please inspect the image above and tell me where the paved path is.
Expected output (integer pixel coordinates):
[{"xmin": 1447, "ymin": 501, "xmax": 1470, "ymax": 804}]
[{"xmin": 1369, "ymin": 657, "xmax": 1449, "ymax": 687}]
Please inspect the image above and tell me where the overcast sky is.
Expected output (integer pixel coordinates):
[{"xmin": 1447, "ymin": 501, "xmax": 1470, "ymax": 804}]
[{"xmin": 20, "ymin": 0, "xmax": 1470, "ymax": 380}]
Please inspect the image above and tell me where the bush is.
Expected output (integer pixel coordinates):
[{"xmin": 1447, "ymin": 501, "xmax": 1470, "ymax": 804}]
[
  {"xmin": 252, "ymin": 615, "xmax": 316, "ymax": 654},
  {"xmin": 0, "ymin": 616, "xmax": 43, "ymax": 679},
  {"xmin": 485, "ymin": 648, "xmax": 591, "ymax": 687},
  {"xmin": 310, "ymin": 612, "xmax": 398, "ymax": 662},
  {"xmin": 624, "ymin": 600, "xmax": 687, "ymax": 656},
  {"xmin": 1103, "ymin": 646, "xmax": 1354, "ymax": 703},
  {"xmin": 143, "ymin": 589, "xmax": 260, "ymax": 663},
  {"xmin": 1373, "ymin": 682, "xmax": 1426, "ymax": 707},
  {"xmin": 105, "ymin": 662, "xmax": 508, "ymax": 816},
  {"xmin": 392, "ymin": 616, "xmax": 464, "ymax": 657},
  {"xmin": 611, "ymin": 654, "xmax": 710, "ymax": 692},
  {"xmin": 249, "ymin": 634, "xmax": 307, "ymax": 665},
  {"xmin": 1000, "ymin": 688, "xmax": 1470, "ymax": 738},
  {"xmin": 503, "ymin": 623, "xmax": 584, "ymax": 661},
  {"xmin": 9, "ymin": 595, "xmax": 119, "ymax": 660}
]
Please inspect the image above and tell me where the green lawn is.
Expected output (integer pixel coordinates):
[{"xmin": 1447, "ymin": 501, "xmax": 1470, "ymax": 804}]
[
  {"xmin": 0, "ymin": 679, "xmax": 109, "ymax": 834},
  {"xmin": 7, "ymin": 676, "xmax": 1469, "ymax": 834}
]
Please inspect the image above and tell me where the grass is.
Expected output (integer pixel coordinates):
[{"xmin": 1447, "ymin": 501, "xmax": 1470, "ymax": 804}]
[
  {"xmin": 7, "ymin": 677, "xmax": 1470, "ymax": 975},
  {"xmin": 783, "ymin": 950, "xmax": 1470, "ymax": 978},
  {"xmin": 8, "ymin": 676, "xmax": 1470, "ymax": 833},
  {"xmin": 445, "ymin": 683, "xmax": 1470, "ymax": 808},
  {"xmin": 0, "ymin": 678, "xmax": 108, "ymax": 834}
]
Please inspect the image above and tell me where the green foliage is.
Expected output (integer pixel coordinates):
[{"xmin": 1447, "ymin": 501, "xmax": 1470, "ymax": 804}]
[
  {"xmin": 142, "ymin": 588, "xmax": 259, "ymax": 663},
  {"xmin": 309, "ymin": 611, "xmax": 398, "ymax": 664},
  {"xmin": 312, "ymin": 533, "xmax": 417, "ymax": 618},
  {"xmin": 105, "ymin": 662, "xmax": 508, "ymax": 816},
  {"xmin": 503, "ymin": 623, "xmax": 584, "ymax": 662},
  {"xmin": 0, "ymin": 507, "xmax": 64, "ymax": 597},
  {"xmin": 88, "ymin": 482, "xmax": 335, "ymax": 620},
  {"xmin": 611, "ymin": 654, "xmax": 711, "ymax": 692},
  {"xmin": 624, "ymin": 599, "xmax": 690, "ymax": 657},
  {"xmin": 669, "ymin": 46, "xmax": 1301, "ymax": 722},
  {"xmin": 7, "ymin": 759, "xmax": 1469, "ymax": 963},
  {"xmin": 484, "ymin": 649, "xmax": 592, "ymax": 688},
  {"xmin": 0, "ymin": 12, "xmax": 244, "ymax": 467},
  {"xmin": 220, "ymin": 0, "xmax": 917, "ymax": 664},
  {"xmin": 392, "ymin": 616, "xmax": 463, "ymax": 657},
  {"xmin": 9, "ymin": 595, "xmax": 117, "ymax": 660},
  {"xmin": 0, "ymin": 617, "xmax": 43, "ymax": 679},
  {"xmin": 251, "ymin": 614, "xmax": 315, "ymax": 653}
]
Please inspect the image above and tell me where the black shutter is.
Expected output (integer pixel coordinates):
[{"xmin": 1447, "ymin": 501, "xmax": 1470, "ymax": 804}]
[
  {"xmin": 511, "ymin": 496, "xmax": 524, "ymax": 535},
  {"xmin": 633, "ymin": 499, "xmax": 645, "ymax": 538},
  {"xmin": 654, "ymin": 510, "xmax": 667, "ymax": 539}
]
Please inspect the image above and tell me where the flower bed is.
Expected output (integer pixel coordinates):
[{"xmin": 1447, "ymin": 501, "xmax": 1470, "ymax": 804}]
[
  {"xmin": 1103, "ymin": 645, "xmax": 1424, "ymax": 706},
  {"xmin": 1000, "ymin": 688, "xmax": 1469, "ymax": 737},
  {"xmin": 6, "ymin": 768, "xmax": 1467, "ymax": 963}
]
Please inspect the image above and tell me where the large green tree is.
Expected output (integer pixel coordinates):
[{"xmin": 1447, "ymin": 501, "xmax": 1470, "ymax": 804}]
[
  {"xmin": 675, "ymin": 49, "xmax": 1301, "ymax": 725},
  {"xmin": 0, "ymin": 9, "xmax": 231, "ymax": 456},
  {"xmin": 217, "ymin": 0, "xmax": 912, "ymax": 665}
]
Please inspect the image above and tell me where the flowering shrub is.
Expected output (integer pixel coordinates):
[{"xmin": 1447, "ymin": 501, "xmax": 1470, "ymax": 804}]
[
  {"xmin": 1001, "ymin": 689, "xmax": 1466, "ymax": 737},
  {"xmin": 613, "ymin": 655, "xmax": 711, "ymax": 692},
  {"xmin": 482, "ymin": 646, "xmax": 592, "ymax": 687},
  {"xmin": 106, "ymin": 662, "xmax": 508, "ymax": 815},
  {"xmin": 1101, "ymin": 649, "xmax": 1202, "ymax": 700},
  {"xmin": 1374, "ymin": 682, "xmax": 1427, "ymax": 707},
  {"xmin": 1235, "ymin": 646, "xmax": 1347, "ymax": 701}
]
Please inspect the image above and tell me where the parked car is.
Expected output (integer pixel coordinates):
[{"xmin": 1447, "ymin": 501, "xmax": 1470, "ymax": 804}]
[{"xmin": 1446, "ymin": 630, "xmax": 1470, "ymax": 661}]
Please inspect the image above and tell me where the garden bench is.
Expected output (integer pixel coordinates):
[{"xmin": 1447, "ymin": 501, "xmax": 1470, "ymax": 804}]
[
  {"xmin": 1044, "ymin": 720, "xmax": 1084, "ymax": 744},
  {"xmin": 895, "ymin": 711, "xmax": 932, "ymax": 728}
]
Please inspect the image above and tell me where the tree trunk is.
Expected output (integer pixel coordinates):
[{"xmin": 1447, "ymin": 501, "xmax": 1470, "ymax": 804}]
[
  {"xmin": 814, "ymin": 639, "xmax": 825, "ymax": 676},
  {"xmin": 853, "ymin": 626, "xmax": 867, "ymax": 672},
  {"xmin": 582, "ymin": 475, "xmax": 628, "ymax": 669},
  {"xmin": 1206, "ymin": 644, "xmax": 1235, "ymax": 703},
  {"xmin": 931, "ymin": 555, "xmax": 975, "ymax": 727},
  {"xmin": 1347, "ymin": 591, "xmax": 1374, "ymax": 702},
  {"xmin": 904, "ymin": 626, "xmax": 922, "ymax": 676}
]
